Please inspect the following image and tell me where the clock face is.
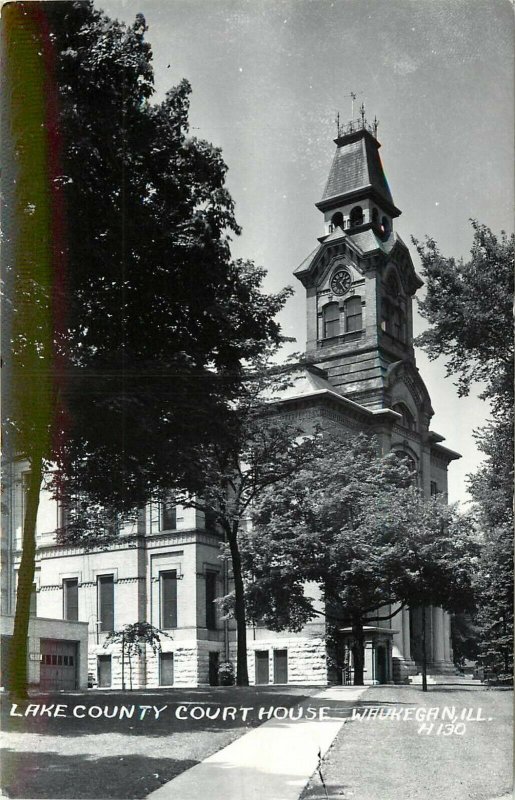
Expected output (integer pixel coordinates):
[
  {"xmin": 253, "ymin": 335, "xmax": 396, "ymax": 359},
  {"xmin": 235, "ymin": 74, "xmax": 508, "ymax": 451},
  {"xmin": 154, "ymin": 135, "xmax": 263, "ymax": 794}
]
[{"xmin": 330, "ymin": 268, "xmax": 352, "ymax": 296}]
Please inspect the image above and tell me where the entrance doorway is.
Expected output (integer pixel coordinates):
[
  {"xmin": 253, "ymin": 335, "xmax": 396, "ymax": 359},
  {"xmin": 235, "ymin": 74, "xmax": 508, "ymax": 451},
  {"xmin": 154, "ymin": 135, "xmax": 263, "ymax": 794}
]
[
  {"xmin": 97, "ymin": 654, "xmax": 112, "ymax": 688},
  {"xmin": 375, "ymin": 645, "xmax": 388, "ymax": 684},
  {"xmin": 208, "ymin": 651, "xmax": 219, "ymax": 686},
  {"xmin": 255, "ymin": 650, "xmax": 269, "ymax": 684},
  {"xmin": 40, "ymin": 639, "xmax": 78, "ymax": 691},
  {"xmin": 273, "ymin": 649, "xmax": 288, "ymax": 684}
]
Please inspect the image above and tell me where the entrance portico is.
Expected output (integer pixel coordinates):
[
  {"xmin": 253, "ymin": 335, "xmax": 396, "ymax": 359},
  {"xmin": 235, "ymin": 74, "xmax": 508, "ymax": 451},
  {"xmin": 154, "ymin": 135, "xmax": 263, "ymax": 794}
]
[{"xmin": 339, "ymin": 626, "xmax": 396, "ymax": 685}]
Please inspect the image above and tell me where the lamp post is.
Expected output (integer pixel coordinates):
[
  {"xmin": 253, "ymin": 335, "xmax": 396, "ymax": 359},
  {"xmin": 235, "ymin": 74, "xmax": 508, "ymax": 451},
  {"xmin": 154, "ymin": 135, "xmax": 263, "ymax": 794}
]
[{"xmin": 121, "ymin": 630, "xmax": 126, "ymax": 691}]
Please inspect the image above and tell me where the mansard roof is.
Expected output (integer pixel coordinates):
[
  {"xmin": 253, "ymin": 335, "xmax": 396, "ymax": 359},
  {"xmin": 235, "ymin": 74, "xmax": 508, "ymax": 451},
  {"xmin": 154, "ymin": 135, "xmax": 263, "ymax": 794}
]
[{"xmin": 316, "ymin": 129, "xmax": 401, "ymax": 218}]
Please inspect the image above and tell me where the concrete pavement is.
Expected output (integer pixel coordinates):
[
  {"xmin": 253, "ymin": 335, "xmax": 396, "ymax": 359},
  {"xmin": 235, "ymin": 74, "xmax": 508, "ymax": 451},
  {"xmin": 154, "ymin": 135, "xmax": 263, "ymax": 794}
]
[{"xmin": 146, "ymin": 686, "xmax": 367, "ymax": 800}]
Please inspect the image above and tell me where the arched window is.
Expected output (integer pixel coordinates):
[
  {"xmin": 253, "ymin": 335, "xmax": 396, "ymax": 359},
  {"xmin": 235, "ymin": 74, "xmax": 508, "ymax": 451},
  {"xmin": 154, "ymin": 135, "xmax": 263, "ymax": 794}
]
[
  {"xmin": 345, "ymin": 296, "xmax": 362, "ymax": 332},
  {"xmin": 371, "ymin": 207, "xmax": 379, "ymax": 225},
  {"xmin": 392, "ymin": 450, "xmax": 417, "ymax": 483},
  {"xmin": 323, "ymin": 302, "xmax": 340, "ymax": 338},
  {"xmin": 386, "ymin": 272, "xmax": 400, "ymax": 297},
  {"xmin": 349, "ymin": 206, "xmax": 364, "ymax": 227},
  {"xmin": 392, "ymin": 308, "xmax": 402, "ymax": 340},
  {"xmin": 381, "ymin": 274, "xmax": 407, "ymax": 343},
  {"xmin": 392, "ymin": 402, "xmax": 416, "ymax": 431},
  {"xmin": 331, "ymin": 212, "xmax": 344, "ymax": 229},
  {"xmin": 381, "ymin": 216, "xmax": 391, "ymax": 236}
]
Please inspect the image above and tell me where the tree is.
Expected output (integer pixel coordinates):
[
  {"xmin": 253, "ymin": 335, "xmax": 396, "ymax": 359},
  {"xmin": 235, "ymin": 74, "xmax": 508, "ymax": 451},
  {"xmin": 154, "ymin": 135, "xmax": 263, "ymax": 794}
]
[
  {"xmin": 104, "ymin": 622, "xmax": 167, "ymax": 691},
  {"xmin": 468, "ymin": 421, "xmax": 513, "ymax": 680},
  {"xmin": 178, "ymin": 353, "xmax": 326, "ymax": 686},
  {"xmin": 415, "ymin": 222, "xmax": 514, "ymax": 680},
  {"xmin": 414, "ymin": 222, "xmax": 513, "ymax": 413},
  {"xmin": 245, "ymin": 436, "xmax": 478, "ymax": 687},
  {"xmin": 2, "ymin": 2, "xmax": 290, "ymax": 696}
]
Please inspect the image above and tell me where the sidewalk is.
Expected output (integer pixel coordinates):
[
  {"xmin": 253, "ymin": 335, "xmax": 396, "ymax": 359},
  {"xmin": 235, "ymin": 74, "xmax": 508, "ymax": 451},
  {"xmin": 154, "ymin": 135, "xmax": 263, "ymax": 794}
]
[{"xmin": 146, "ymin": 686, "xmax": 367, "ymax": 800}]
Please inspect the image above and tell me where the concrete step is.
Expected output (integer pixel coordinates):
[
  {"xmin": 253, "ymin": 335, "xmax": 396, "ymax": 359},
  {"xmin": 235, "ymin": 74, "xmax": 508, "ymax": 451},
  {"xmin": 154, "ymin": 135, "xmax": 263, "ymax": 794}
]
[{"xmin": 409, "ymin": 673, "xmax": 482, "ymax": 686}]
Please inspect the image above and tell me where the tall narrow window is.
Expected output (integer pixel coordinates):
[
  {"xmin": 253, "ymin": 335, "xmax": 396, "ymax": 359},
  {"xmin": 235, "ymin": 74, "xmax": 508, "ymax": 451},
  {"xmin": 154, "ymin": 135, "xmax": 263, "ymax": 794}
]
[
  {"xmin": 29, "ymin": 584, "xmax": 37, "ymax": 617},
  {"xmin": 97, "ymin": 575, "xmax": 114, "ymax": 632},
  {"xmin": 345, "ymin": 296, "xmax": 362, "ymax": 332},
  {"xmin": 323, "ymin": 303, "xmax": 340, "ymax": 338},
  {"xmin": 205, "ymin": 572, "xmax": 217, "ymax": 630},
  {"xmin": 160, "ymin": 499, "xmax": 177, "ymax": 531},
  {"xmin": 160, "ymin": 570, "xmax": 177, "ymax": 629},
  {"xmin": 63, "ymin": 578, "xmax": 79, "ymax": 621},
  {"xmin": 349, "ymin": 205, "xmax": 364, "ymax": 226},
  {"xmin": 21, "ymin": 472, "xmax": 31, "ymax": 527},
  {"xmin": 331, "ymin": 211, "xmax": 343, "ymax": 229},
  {"xmin": 393, "ymin": 308, "xmax": 402, "ymax": 340}
]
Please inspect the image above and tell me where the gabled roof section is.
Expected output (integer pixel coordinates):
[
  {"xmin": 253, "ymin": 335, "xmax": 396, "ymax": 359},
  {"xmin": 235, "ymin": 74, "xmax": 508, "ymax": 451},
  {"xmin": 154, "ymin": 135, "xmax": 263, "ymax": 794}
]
[
  {"xmin": 346, "ymin": 228, "xmax": 396, "ymax": 255},
  {"xmin": 269, "ymin": 363, "xmax": 373, "ymax": 419},
  {"xmin": 317, "ymin": 130, "xmax": 399, "ymax": 215},
  {"xmin": 293, "ymin": 230, "xmax": 364, "ymax": 285},
  {"xmin": 293, "ymin": 244, "xmax": 322, "ymax": 277},
  {"xmin": 272, "ymin": 364, "xmax": 345, "ymax": 402}
]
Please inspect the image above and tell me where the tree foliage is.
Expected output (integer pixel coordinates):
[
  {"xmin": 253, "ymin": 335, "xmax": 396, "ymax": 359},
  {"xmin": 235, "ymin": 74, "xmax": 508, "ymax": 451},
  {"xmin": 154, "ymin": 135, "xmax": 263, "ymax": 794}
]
[
  {"xmin": 414, "ymin": 222, "xmax": 514, "ymax": 680},
  {"xmin": 178, "ymin": 353, "xmax": 328, "ymax": 685},
  {"xmin": 245, "ymin": 436, "xmax": 479, "ymax": 685},
  {"xmin": 415, "ymin": 221, "xmax": 513, "ymax": 413},
  {"xmin": 104, "ymin": 622, "xmax": 167, "ymax": 690},
  {"xmin": 2, "ymin": 1, "xmax": 290, "ymax": 695}
]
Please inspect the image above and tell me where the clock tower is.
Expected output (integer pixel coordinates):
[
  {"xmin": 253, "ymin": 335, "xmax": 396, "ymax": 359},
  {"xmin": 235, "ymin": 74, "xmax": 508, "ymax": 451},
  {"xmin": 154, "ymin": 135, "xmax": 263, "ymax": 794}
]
[{"xmin": 294, "ymin": 112, "xmax": 431, "ymax": 421}]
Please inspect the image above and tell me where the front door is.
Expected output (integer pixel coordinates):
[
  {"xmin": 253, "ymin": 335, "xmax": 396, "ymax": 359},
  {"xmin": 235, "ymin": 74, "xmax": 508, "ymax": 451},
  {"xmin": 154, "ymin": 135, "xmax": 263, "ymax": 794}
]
[
  {"xmin": 97, "ymin": 654, "xmax": 112, "ymax": 688},
  {"xmin": 273, "ymin": 649, "xmax": 288, "ymax": 684},
  {"xmin": 208, "ymin": 651, "xmax": 219, "ymax": 686},
  {"xmin": 159, "ymin": 653, "xmax": 174, "ymax": 686},
  {"xmin": 255, "ymin": 650, "xmax": 269, "ymax": 685},
  {"xmin": 375, "ymin": 645, "xmax": 387, "ymax": 684}
]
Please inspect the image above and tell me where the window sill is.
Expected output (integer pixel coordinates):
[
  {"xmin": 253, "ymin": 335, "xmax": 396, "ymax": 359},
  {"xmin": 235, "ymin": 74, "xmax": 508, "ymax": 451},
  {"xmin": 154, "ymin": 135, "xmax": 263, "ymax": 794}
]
[{"xmin": 319, "ymin": 330, "xmax": 363, "ymax": 346}]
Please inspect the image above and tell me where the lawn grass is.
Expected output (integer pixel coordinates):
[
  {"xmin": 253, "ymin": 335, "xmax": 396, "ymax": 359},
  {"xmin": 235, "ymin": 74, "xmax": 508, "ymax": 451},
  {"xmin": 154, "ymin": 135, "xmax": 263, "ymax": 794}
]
[
  {"xmin": 1, "ymin": 686, "xmax": 314, "ymax": 798},
  {"xmin": 301, "ymin": 686, "xmax": 513, "ymax": 800}
]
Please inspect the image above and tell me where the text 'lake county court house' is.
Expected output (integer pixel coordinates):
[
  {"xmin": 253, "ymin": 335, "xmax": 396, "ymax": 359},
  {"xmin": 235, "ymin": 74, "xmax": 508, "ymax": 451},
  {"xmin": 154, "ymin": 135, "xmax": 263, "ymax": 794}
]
[{"xmin": 2, "ymin": 114, "xmax": 459, "ymax": 690}]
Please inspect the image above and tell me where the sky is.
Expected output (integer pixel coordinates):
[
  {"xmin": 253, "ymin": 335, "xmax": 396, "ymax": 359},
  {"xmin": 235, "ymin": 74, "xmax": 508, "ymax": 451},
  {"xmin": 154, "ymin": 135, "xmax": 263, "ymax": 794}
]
[{"xmin": 101, "ymin": 0, "xmax": 514, "ymax": 504}]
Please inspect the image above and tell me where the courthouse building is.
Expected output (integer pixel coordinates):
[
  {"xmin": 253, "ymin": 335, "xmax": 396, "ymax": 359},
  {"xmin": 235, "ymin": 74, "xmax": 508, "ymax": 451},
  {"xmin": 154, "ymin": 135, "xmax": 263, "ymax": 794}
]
[{"xmin": 2, "ymin": 115, "xmax": 459, "ymax": 689}]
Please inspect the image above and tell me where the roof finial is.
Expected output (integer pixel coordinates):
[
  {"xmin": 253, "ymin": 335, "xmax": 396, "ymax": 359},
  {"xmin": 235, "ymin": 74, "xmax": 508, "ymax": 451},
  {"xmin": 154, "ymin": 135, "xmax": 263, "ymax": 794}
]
[
  {"xmin": 373, "ymin": 116, "xmax": 379, "ymax": 137},
  {"xmin": 335, "ymin": 111, "xmax": 340, "ymax": 137},
  {"xmin": 342, "ymin": 90, "xmax": 363, "ymax": 122},
  {"xmin": 360, "ymin": 102, "xmax": 366, "ymax": 127},
  {"xmin": 350, "ymin": 91, "xmax": 357, "ymax": 119}
]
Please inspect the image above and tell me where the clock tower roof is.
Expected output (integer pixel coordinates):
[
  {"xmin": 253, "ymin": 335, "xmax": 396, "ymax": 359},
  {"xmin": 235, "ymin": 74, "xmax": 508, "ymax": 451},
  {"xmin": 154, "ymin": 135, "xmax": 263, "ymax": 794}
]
[{"xmin": 316, "ymin": 119, "xmax": 401, "ymax": 219}]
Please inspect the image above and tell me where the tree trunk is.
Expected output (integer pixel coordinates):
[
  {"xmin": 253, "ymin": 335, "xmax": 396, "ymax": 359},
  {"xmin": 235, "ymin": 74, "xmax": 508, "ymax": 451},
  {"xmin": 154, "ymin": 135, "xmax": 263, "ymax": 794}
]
[
  {"xmin": 228, "ymin": 524, "xmax": 249, "ymax": 686},
  {"xmin": 8, "ymin": 452, "xmax": 43, "ymax": 699},
  {"xmin": 352, "ymin": 615, "xmax": 365, "ymax": 686},
  {"xmin": 421, "ymin": 606, "xmax": 428, "ymax": 692}
]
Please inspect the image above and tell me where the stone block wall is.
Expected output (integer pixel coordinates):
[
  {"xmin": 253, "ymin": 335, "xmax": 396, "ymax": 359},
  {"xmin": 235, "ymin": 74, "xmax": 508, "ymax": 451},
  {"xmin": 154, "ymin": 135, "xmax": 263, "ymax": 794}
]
[{"xmin": 245, "ymin": 637, "xmax": 328, "ymax": 685}]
